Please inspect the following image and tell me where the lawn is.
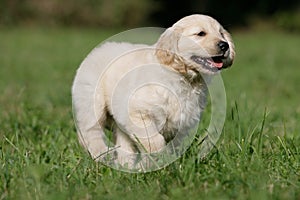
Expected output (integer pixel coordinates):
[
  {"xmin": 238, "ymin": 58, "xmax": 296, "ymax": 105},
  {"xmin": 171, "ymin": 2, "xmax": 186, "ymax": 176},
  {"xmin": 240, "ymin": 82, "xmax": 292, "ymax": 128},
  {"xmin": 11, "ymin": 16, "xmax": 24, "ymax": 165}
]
[{"xmin": 0, "ymin": 27, "xmax": 299, "ymax": 199}]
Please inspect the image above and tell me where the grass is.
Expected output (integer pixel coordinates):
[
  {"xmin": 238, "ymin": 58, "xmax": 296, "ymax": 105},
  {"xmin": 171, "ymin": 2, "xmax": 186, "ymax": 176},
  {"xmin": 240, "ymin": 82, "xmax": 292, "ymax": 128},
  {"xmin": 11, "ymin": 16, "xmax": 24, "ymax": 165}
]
[{"xmin": 0, "ymin": 26, "xmax": 299, "ymax": 199}]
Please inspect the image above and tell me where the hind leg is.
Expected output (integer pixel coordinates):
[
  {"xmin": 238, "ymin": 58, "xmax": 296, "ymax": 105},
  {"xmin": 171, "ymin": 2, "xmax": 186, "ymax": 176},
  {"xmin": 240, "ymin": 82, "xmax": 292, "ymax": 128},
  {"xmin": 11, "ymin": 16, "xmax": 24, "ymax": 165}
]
[
  {"xmin": 72, "ymin": 82, "xmax": 115, "ymax": 161},
  {"xmin": 77, "ymin": 123, "xmax": 112, "ymax": 161}
]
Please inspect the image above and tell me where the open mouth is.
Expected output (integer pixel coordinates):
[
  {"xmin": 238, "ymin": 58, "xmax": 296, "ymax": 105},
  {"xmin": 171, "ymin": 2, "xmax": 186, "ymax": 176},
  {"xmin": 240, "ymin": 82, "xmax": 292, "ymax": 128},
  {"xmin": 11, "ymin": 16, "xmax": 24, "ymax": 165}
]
[{"xmin": 191, "ymin": 55, "xmax": 225, "ymax": 72}]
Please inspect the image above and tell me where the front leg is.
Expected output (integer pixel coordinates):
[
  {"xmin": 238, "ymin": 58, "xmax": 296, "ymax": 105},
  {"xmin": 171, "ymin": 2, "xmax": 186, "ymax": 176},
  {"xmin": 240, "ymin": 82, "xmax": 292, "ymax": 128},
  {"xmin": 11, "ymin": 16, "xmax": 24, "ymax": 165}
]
[{"xmin": 114, "ymin": 119, "xmax": 166, "ymax": 170}]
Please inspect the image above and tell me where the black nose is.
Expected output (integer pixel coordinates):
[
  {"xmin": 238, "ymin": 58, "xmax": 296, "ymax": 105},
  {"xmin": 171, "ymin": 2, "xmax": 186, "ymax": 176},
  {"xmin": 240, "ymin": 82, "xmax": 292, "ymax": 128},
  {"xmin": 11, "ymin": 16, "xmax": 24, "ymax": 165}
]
[{"xmin": 218, "ymin": 41, "xmax": 229, "ymax": 52}]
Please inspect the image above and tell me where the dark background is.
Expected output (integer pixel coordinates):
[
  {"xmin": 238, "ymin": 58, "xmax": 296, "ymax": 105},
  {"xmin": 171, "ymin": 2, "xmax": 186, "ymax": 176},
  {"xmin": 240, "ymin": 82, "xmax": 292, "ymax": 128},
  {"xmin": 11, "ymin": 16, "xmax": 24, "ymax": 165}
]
[
  {"xmin": 0, "ymin": 0, "xmax": 299, "ymax": 30},
  {"xmin": 152, "ymin": 0, "xmax": 300, "ymax": 27}
]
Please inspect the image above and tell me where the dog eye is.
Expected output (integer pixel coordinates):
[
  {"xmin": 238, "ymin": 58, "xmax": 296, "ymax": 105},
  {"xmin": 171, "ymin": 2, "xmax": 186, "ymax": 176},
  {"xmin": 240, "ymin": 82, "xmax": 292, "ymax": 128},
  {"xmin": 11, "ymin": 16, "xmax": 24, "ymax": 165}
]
[
  {"xmin": 197, "ymin": 31, "xmax": 206, "ymax": 37},
  {"xmin": 220, "ymin": 32, "xmax": 225, "ymax": 38}
]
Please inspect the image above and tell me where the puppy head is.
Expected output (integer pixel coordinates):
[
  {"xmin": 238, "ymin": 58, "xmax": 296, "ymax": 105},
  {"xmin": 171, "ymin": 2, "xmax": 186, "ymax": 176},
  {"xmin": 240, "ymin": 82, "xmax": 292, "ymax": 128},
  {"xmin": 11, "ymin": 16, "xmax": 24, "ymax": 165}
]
[{"xmin": 156, "ymin": 14, "xmax": 235, "ymax": 75}]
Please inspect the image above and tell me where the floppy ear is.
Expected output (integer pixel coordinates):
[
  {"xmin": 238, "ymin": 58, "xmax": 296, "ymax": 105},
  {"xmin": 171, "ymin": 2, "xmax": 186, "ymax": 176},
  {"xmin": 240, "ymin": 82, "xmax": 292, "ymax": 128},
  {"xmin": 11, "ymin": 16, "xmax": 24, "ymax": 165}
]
[{"xmin": 155, "ymin": 28, "xmax": 180, "ymax": 66}]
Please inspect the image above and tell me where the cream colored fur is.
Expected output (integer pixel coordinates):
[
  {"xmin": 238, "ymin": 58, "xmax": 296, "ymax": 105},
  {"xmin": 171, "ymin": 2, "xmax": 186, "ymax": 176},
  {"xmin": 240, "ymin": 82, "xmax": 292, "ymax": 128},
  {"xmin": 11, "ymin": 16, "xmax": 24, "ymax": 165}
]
[{"xmin": 72, "ymin": 14, "xmax": 235, "ymax": 168}]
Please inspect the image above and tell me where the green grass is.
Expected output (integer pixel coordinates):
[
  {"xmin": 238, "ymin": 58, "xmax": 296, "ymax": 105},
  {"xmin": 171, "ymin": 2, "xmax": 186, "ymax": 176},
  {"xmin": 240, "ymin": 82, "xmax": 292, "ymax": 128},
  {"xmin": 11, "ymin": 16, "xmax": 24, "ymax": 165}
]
[{"xmin": 0, "ymin": 27, "xmax": 299, "ymax": 200}]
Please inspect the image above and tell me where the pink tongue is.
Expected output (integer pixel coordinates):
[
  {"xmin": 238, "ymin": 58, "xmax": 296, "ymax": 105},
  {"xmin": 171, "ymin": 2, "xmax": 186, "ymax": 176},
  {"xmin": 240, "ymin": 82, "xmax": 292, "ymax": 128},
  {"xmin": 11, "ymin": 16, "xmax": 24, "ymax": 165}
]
[
  {"xmin": 214, "ymin": 62, "xmax": 223, "ymax": 68},
  {"xmin": 208, "ymin": 60, "xmax": 223, "ymax": 68}
]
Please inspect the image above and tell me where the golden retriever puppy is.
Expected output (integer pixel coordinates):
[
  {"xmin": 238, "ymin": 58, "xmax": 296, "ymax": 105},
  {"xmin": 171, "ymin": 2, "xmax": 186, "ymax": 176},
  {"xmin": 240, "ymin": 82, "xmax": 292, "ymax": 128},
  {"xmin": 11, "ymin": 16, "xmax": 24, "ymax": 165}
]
[{"xmin": 72, "ymin": 14, "xmax": 235, "ymax": 169}]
